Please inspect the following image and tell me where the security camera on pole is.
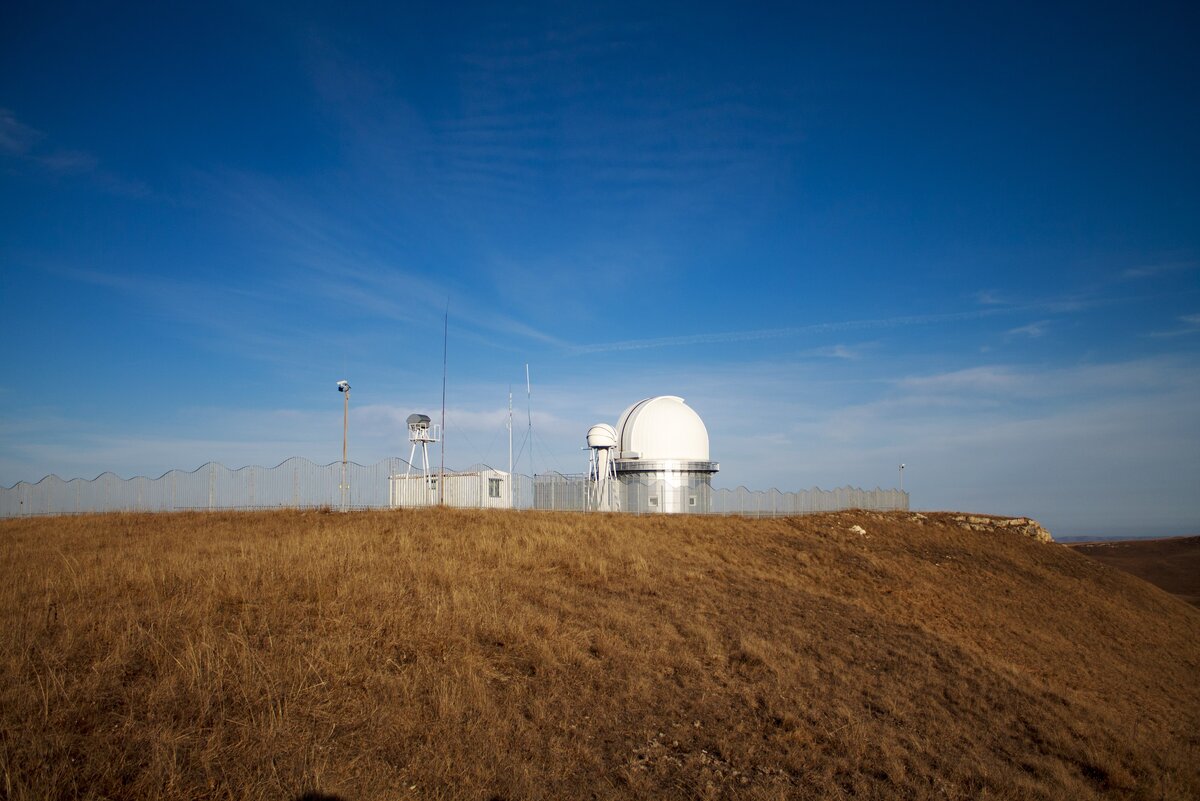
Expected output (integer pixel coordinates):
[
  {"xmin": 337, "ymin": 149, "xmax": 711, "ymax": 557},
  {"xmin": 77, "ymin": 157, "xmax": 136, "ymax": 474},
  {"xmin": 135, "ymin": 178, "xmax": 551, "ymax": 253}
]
[{"xmin": 337, "ymin": 380, "xmax": 350, "ymax": 510}]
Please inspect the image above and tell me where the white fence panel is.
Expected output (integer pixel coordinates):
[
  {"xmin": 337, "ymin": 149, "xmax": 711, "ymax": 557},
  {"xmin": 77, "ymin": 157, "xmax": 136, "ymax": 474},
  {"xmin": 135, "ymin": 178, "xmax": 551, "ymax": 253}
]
[{"xmin": 1, "ymin": 458, "xmax": 908, "ymax": 518}]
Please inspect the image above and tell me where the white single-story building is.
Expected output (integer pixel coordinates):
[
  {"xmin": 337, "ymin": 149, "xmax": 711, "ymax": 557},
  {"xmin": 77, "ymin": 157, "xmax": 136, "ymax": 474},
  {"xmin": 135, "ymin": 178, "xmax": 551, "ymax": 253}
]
[{"xmin": 389, "ymin": 467, "xmax": 512, "ymax": 509}]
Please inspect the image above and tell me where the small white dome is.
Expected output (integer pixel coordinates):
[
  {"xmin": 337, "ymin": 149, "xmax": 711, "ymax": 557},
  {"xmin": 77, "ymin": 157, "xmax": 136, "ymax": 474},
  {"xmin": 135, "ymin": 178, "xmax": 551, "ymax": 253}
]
[
  {"xmin": 615, "ymin": 396, "xmax": 710, "ymax": 461},
  {"xmin": 587, "ymin": 423, "xmax": 618, "ymax": 448}
]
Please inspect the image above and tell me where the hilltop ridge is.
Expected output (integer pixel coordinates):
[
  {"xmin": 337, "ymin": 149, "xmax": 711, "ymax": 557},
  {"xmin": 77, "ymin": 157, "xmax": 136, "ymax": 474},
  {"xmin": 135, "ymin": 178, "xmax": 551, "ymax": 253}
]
[{"xmin": 1, "ymin": 509, "xmax": 1197, "ymax": 800}]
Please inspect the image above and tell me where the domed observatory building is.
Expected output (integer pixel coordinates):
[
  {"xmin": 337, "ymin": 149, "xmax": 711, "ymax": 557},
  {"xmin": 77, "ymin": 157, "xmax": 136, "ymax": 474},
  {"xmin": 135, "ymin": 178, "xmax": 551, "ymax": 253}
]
[{"xmin": 609, "ymin": 396, "xmax": 719, "ymax": 513}]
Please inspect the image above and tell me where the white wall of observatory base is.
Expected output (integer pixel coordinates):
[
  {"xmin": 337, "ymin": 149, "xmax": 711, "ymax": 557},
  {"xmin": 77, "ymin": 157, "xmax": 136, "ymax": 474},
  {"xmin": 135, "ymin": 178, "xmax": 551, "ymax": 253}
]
[
  {"xmin": 536, "ymin": 470, "xmax": 716, "ymax": 513},
  {"xmin": 619, "ymin": 469, "xmax": 715, "ymax": 513}
]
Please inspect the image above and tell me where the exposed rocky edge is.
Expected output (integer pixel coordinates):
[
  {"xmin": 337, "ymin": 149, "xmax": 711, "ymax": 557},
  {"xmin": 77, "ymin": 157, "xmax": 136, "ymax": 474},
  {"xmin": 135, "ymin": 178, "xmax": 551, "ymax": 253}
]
[{"xmin": 952, "ymin": 513, "xmax": 1054, "ymax": 543}]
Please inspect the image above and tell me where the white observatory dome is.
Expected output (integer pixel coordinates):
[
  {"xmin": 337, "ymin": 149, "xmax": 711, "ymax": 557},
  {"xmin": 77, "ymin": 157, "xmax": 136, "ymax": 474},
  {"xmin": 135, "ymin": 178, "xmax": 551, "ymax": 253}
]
[{"xmin": 615, "ymin": 396, "xmax": 710, "ymax": 462}]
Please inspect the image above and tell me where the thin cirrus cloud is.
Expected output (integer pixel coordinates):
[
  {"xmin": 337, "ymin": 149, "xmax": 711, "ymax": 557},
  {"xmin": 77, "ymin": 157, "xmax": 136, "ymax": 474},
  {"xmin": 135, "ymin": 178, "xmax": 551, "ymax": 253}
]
[
  {"xmin": 1006, "ymin": 320, "xmax": 1050, "ymax": 338},
  {"xmin": 895, "ymin": 357, "xmax": 1198, "ymax": 400},
  {"xmin": 1147, "ymin": 313, "xmax": 1200, "ymax": 338},
  {"xmin": 0, "ymin": 108, "xmax": 39, "ymax": 154},
  {"xmin": 567, "ymin": 284, "xmax": 1142, "ymax": 355},
  {"xmin": 973, "ymin": 289, "xmax": 1008, "ymax": 305},
  {"xmin": 0, "ymin": 108, "xmax": 150, "ymax": 197},
  {"xmin": 568, "ymin": 307, "xmax": 1021, "ymax": 354},
  {"xmin": 188, "ymin": 169, "xmax": 572, "ymax": 350},
  {"xmin": 46, "ymin": 264, "xmax": 307, "ymax": 359},
  {"xmin": 1121, "ymin": 261, "xmax": 1197, "ymax": 280},
  {"xmin": 303, "ymin": 18, "xmax": 798, "ymax": 221}
]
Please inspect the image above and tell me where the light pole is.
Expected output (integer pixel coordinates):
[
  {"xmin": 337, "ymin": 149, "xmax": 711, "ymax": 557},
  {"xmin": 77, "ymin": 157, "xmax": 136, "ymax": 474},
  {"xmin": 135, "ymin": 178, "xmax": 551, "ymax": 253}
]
[
  {"xmin": 337, "ymin": 380, "xmax": 351, "ymax": 510},
  {"xmin": 899, "ymin": 463, "xmax": 905, "ymax": 492}
]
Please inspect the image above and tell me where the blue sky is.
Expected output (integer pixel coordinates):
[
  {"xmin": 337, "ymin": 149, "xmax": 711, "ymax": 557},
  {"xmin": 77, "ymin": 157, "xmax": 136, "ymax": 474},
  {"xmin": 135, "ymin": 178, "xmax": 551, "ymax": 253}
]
[{"xmin": 2, "ymin": 1, "xmax": 1197, "ymax": 537}]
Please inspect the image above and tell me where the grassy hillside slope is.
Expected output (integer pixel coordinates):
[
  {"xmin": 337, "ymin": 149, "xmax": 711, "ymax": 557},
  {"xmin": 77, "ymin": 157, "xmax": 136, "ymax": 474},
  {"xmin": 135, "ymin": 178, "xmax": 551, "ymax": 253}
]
[
  {"xmin": 1, "ymin": 509, "xmax": 1197, "ymax": 801},
  {"xmin": 1068, "ymin": 536, "xmax": 1200, "ymax": 607}
]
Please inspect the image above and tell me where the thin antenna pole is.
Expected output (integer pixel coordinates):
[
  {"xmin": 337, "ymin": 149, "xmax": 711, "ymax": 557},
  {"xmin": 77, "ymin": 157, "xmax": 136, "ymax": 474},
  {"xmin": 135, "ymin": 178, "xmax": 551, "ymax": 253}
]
[
  {"xmin": 525, "ymin": 364, "xmax": 533, "ymax": 480},
  {"xmin": 507, "ymin": 386, "xmax": 513, "ymax": 504},
  {"xmin": 440, "ymin": 302, "xmax": 448, "ymax": 505},
  {"xmin": 342, "ymin": 388, "xmax": 349, "ymax": 511}
]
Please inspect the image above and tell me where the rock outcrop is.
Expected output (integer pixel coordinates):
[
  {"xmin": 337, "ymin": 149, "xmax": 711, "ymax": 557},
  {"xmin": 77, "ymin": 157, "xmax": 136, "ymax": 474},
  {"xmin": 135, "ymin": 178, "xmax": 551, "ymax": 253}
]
[{"xmin": 952, "ymin": 514, "xmax": 1054, "ymax": 543}]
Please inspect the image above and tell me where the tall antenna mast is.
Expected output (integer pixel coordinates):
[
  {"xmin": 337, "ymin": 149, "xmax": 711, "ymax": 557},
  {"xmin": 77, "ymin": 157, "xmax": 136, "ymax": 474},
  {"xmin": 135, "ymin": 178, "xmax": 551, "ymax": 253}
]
[
  {"xmin": 507, "ymin": 386, "xmax": 513, "ymax": 507},
  {"xmin": 525, "ymin": 364, "xmax": 533, "ymax": 479},
  {"xmin": 439, "ymin": 302, "xmax": 448, "ymax": 505}
]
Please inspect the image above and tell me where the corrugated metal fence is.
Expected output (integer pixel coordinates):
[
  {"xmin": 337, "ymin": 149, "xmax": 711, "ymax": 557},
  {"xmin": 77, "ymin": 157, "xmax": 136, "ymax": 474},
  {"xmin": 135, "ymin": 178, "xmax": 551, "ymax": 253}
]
[{"xmin": 0, "ymin": 457, "xmax": 908, "ymax": 518}]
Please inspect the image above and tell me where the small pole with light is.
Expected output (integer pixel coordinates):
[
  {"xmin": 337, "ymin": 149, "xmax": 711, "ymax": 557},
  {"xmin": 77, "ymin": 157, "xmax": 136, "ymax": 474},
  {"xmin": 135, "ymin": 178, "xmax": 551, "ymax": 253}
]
[
  {"xmin": 899, "ymin": 463, "xmax": 905, "ymax": 493},
  {"xmin": 337, "ymin": 380, "xmax": 351, "ymax": 510}
]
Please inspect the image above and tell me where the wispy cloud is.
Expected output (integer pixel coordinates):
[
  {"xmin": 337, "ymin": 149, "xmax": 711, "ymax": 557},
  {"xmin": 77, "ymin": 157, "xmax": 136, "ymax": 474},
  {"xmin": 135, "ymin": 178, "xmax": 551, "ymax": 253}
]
[
  {"xmin": 46, "ymin": 264, "xmax": 310, "ymax": 361},
  {"xmin": 974, "ymin": 289, "xmax": 1007, "ymax": 305},
  {"xmin": 896, "ymin": 357, "xmax": 1196, "ymax": 400},
  {"xmin": 570, "ymin": 308, "xmax": 1015, "ymax": 354},
  {"xmin": 206, "ymin": 169, "xmax": 570, "ymax": 351},
  {"xmin": 1147, "ymin": 313, "xmax": 1200, "ymax": 338},
  {"xmin": 571, "ymin": 285, "xmax": 1127, "ymax": 354},
  {"xmin": 1122, "ymin": 261, "xmax": 1197, "ymax": 280},
  {"xmin": 0, "ymin": 108, "xmax": 39, "ymax": 153},
  {"xmin": 898, "ymin": 365, "xmax": 1027, "ymax": 395},
  {"xmin": 1006, "ymin": 320, "xmax": 1049, "ymax": 338},
  {"xmin": 0, "ymin": 108, "xmax": 150, "ymax": 197},
  {"xmin": 303, "ymin": 14, "xmax": 801, "ymax": 228},
  {"xmin": 805, "ymin": 344, "xmax": 864, "ymax": 360}
]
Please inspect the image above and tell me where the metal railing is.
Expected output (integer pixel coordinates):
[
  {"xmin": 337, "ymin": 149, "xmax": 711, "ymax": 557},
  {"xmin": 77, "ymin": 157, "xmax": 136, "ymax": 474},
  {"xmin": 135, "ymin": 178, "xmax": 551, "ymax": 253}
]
[{"xmin": 0, "ymin": 457, "xmax": 908, "ymax": 518}]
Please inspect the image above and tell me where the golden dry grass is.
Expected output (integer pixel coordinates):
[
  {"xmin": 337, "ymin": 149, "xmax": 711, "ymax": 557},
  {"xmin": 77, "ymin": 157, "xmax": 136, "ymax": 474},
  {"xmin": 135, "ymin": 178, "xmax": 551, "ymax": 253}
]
[
  {"xmin": 1, "ymin": 509, "xmax": 1197, "ymax": 800},
  {"xmin": 1068, "ymin": 536, "xmax": 1200, "ymax": 607}
]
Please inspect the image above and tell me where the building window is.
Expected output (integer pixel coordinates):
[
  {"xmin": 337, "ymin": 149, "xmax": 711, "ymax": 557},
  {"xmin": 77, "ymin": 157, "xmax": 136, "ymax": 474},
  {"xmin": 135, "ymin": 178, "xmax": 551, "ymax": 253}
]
[
  {"xmin": 688, "ymin": 496, "xmax": 697, "ymax": 507},
  {"xmin": 648, "ymin": 497, "xmax": 659, "ymax": 508},
  {"xmin": 488, "ymin": 478, "xmax": 501, "ymax": 498},
  {"xmin": 427, "ymin": 478, "xmax": 438, "ymax": 490}
]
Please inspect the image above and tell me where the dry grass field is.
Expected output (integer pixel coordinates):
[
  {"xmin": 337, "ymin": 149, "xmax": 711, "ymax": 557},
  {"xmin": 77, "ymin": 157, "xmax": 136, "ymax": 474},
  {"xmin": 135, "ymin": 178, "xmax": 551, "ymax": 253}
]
[
  {"xmin": 1, "ymin": 509, "xmax": 1197, "ymax": 801},
  {"xmin": 1067, "ymin": 536, "xmax": 1200, "ymax": 607}
]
